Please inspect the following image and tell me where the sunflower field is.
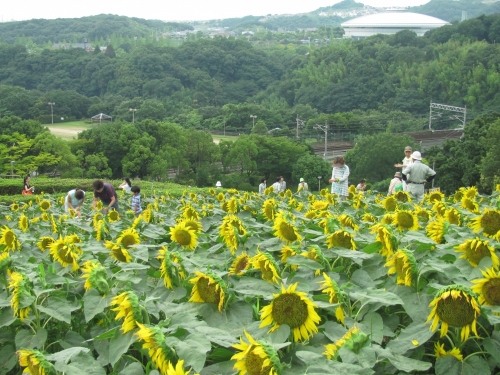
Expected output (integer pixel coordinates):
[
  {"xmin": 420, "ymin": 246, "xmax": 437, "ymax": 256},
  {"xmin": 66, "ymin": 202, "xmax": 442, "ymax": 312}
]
[{"xmin": 1, "ymin": 185, "xmax": 500, "ymax": 375}]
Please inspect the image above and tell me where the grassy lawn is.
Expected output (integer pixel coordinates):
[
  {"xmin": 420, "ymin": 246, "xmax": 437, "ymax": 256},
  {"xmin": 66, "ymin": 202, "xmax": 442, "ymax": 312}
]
[
  {"xmin": 212, "ymin": 134, "xmax": 239, "ymax": 143},
  {"xmin": 47, "ymin": 121, "xmax": 94, "ymax": 140}
]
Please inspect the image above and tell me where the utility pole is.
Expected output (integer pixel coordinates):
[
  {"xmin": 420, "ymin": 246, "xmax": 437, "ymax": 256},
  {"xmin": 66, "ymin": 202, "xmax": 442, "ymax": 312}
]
[
  {"xmin": 129, "ymin": 108, "xmax": 137, "ymax": 123},
  {"xmin": 223, "ymin": 119, "xmax": 226, "ymax": 136},
  {"xmin": 48, "ymin": 102, "xmax": 55, "ymax": 124},
  {"xmin": 250, "ymin": 115, "xmax": 257, "ymax": 128},
  {"xmin": 296, "ymin": 114, "xmax": 306, "ymax": 140},
  {"xmin": 314, "ymin": 120, "xmax": 328, "ymax": 160}
]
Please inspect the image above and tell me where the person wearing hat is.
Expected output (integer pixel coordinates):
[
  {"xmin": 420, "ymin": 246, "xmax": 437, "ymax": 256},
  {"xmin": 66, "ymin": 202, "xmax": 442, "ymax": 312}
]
[
  {"xmin": 402, "ymin": 151, "xmax": 436, "ymax": 203},
  {"xmin": 395, "ymin": 146, "xmax": 414, "ymax": 191},
  {"xmin": 388, "ymin": 172, "xmax": 403, "ymax": 195},
  {"xmin": 298, "ymin": 178, "xmax": 308, "ymax": 193}
]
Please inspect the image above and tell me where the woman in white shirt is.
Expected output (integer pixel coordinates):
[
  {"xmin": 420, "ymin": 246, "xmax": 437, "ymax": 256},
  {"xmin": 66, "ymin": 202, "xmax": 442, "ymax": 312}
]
[
  {"xmin": 258, "ymin": 179, "xmax": 267, "ymax": 194},
  {"xmin": 329, "ymin": 156, "xmax": 350, "ymax": 199},
  {"xmin": 119, "ymin": 178, "xmax": 132, "ymax": 193},
  {"xmin": 65, "ymin": 189, "xmax": 85, "ymax": 214}
]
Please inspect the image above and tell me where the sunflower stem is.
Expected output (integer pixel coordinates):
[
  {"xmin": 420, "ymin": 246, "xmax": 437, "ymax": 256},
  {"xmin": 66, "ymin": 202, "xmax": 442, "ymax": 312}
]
[{"xmin": 463, "ymin": 351, "xmax": 488, "ymax": 361}]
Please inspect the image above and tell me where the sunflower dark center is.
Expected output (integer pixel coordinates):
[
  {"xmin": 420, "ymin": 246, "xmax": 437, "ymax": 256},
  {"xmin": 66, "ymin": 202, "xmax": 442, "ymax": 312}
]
[
  {"xmin": 466, "ymin": 243, "xmax": 491, "ymax": 266},
  {"xmin": 436, "ymin": 295, "xmax": 475, "ymax": 327},
  {"xmin": 121, "ymin": 235, "xmax": 137, "ymax": 249},
  {"xmin": 395, "ymin": 192, "xmax": 409, "ymax": 203},
  {"xmin": 272, "ymin": 293, "xmax": 308, "ymax": 329},
  {"xmin": 174, "ymin": 230, "xmax": 191, "ymax": 246},
  {"xmin": 482, "ymin": 279, "xmax": 500, "ymax": 306},
  {"xmin": 4, "ymin": 231, "xmax": 14, "ymax": 245},
  {"xmin": 482, "ymin": 211, "xmax": 500, "ymax": 237},
  {"xmin": 196, "ymin": 277, "xmax": 221, "ymax": 305},
  {"xmin": 235, "ymin": 257, "xmax": 249, "ymax": 273},
  {"xmin": 246, "ymin": 350, "xmax": 271, "ymax": 375},
  {"xmin": 333, "ymin": 233, "xmax": 354, "ymax": 249},
  {"xmin": 395, "ymin": 256, "xmax": 406, "ymax": 278},
  {"xmin": 385, "ymin": 199, "xmax": 397, "ymax": 212},
  {"xmin": 112, "ymin": 248, "xmax": 128, "ymax": 262},
  {"xmin": 397, "ymin": 213, "xmax": 414, "ymax": 228},
  {"xmin": 279, "ymin": 222, "xmax": 297, "ymax": 242},
  {"xmin": 57, "ymin": 245, "xmax": 74, "ymax": 264},
  {"xmin": 448, "ymin": 210, "xmax": 460, "ymax": 225}
]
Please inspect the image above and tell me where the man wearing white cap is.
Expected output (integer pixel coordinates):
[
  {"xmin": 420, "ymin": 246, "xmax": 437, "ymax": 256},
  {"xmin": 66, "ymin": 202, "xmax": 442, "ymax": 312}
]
[{"xmin": 402, "ymin": 151, "xmax": 436, "ymax": 203}]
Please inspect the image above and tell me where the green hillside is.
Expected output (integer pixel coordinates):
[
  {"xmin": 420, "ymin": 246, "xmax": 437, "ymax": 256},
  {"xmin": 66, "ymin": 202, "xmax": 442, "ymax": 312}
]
[{"xmin": 410, "ymin": 0, "xmax": 500, "ymax": 22}]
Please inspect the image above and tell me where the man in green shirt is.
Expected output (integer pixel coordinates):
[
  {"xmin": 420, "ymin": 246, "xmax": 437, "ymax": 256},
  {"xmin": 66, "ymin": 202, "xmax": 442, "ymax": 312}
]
[{"xmin": 402, "ymin": 151, "xmax": 436, "ymax": 203}]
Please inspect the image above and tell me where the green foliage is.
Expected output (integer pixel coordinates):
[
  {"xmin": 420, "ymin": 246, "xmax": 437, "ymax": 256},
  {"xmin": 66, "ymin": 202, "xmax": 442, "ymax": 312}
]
[
  {"xmin": 291, "ymin": 154, "xmax": 330, "ymax": 191},
  {"xmin": 251, "ymin": 120, "xmax": 268, "ymax": 135},
  {"xmin": 410, "ymin": 0, "xmax": 500, "ymax": 23}
]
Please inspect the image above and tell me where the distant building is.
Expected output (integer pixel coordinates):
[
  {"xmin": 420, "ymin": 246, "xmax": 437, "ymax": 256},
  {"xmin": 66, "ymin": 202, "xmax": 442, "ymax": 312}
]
[
  {"xmin": 241, "ymin": 31, "xmax": 255, "ymax": 36},
  {"xmin": 52, "ymin": 43, "xmax": 94, "ymax": 52},
  {"xmin": 342, "ymin": 10, "xmax": 449, "ymax": 39}
]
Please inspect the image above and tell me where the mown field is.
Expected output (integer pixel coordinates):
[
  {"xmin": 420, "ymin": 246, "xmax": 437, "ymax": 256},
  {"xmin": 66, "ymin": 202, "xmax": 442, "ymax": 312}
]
[{"xmin": 0, "ymin": 184, "xmax": 500, "ymax": 375}]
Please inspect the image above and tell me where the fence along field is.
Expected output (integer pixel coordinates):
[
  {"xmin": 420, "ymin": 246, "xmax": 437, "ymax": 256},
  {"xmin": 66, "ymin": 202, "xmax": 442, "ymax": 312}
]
[{"xmin": 1, "ymin": 182, "xmax": 500, "ymax": 374}]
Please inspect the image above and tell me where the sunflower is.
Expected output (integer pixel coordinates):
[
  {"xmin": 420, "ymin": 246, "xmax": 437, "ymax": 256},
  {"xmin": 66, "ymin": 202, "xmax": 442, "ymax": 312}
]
[
  {"xmin": 170, "ymin": 221, "xmax": 198, "ymax": 250},
  {"xmin": 216, "ymin": 192, "xmax": 225, "ymax": 201},
  {"xmin": 131, "ymin": 214, "xmax": 143, "ymax": 229},
  {"xmin": 8, "ymin": 272, "xmax": 32, "ymax": 321},
  {"xmin": 394, "ymin": 210, "xmax": 419, "ymax": 231},
  {"xmin": 434, "ymin": 342, "xmax": 463, "ymax": 361},
  {"xmin": 445, "ymin": 207, "xmax": 462, "ymax": 226},
  {"xmin": 348, "ymin": 185, "xmax": 356, "ymax": 199},
  {"xmin": 304, "ymin": 209, "xmax": 317, "ymax": 219},
  {"xmin": 394, "ymin": 191, "xmax": 412, "ymax": 203},
  {"xmin": 432, "ymin": 201, "xmax": 447, "ymax": 217},
  {"xmin": 317, "ymin": 273, "xmax": 346, "ymax": 323},
  {"xmin": 338, "ymin": 214, "xmax": 359, "ymax": 232},
  {"xmin": 0, "ymin": 226, "xmax": 20, "ymax": 251},
  {"xmin": 385, "ymin": 249, "xmax": 418, "ymax": 287},
  {"xmin": 414, "ymin": 205, "xmax": 432, "ymax": 222},
  {"xmin": 369, "ymin": 223, "xmax": 398, "ymax": 259},
  {"xmin": 280, "ymin": 245, "xmax": 301, "ymax": 270},
  {"xmin": 81, "ymin": 260, "xmax": 109, "ymax": 295},
  {"xmin": 111, "ymin": 291, "xmax": 144, "ymax": 333},
  {"xmin": 180, "ymin": 218, "xmax": 203, "ymax": 233},
  {"xmin": 18, "ymin": 214, "xmax": 29, "ymax": 233},
  {"xmin": 383, "ymin": 196, "xmax": 398, "ymax": 212},
  {"xmin": 166, "ymin": 360, "xmax": 195, "ymax": 375},
  {"xmin": 135, "ymin": 323, "xmax": 173, "ymax": 374},
  {"xmin": 49, "ymin": 236, "xmax": 82, "ymax": 271},
  {"xmin": 158, "ymin": 247, "xmax": 186, "ymax": 289},
  {"xmin": 311, "ymin": 201, "xmax": 329, "ymax": 211},
  {"xmin": 36, "ymin": 236, "xmax": 55, "ymax": 252},
  {"xmin": 461, "ymin": 196, "xmax": 479, "ymax": 213},
  {"xmin": 453, "ymin": 188, "xmax": 465, "ymax": 203},
  {"xmin": 382, "ymin": 213, "xmax": 396, "ymax": 225},
  {"xmin": 0, "ymin": 252, "xmax": 11, "ymax": 274},
  {"xmin": 426, "ymin": 285, "xmax": 480, "ymax": 342},
  {"xmin": 222, "ymin": 197, "xmax": 238, "ymax": 213},
  {"xmin": 301, "ymin": 245, "xmax": 327, "ymax": 276},
  {"xmin": 325, "ymin": 193, "xmax": 336, "ymax": 205},
  {"xmin": 272, "ymin": 212, "xmax": 302, "ymax": 244},
  {"xmin": 95, "ymin": 220, "xmax": 109, "ymax": 241},
  {"xmin": 464, "ymin": 186, "xmax": 478, "ymax": 199},
  {"xmin": 229, "ymin": 253, "xmax": 251, "ymax": 276},
  {"xmin": 107, "ymin": 209, "xmax": 120, "ymax": 222},
  {"xmin": 250, "ymin": 250, "xmax": 281, "ymax": 284},
  {"xmin": 455, "ymin": 238, "xmax": 499, "ymax": 268},
  {"xmin": 219, "ymin": 215, "xmax": 247, "ymax": 254},
  {"xmin": 209, "ymin": 188, "xmax": 216, "ymax": 196},
  {"xmin": 105, "ymin": 241, "xmax": 133, "ymax": 263},
  {"xmin": 10, "ymin": 203, "xmax": 19, "ymax": 211},
  {"xmin": 427, "ymin": 190, "xmax": 445, "ymax": 204},
  {"xmin": 326, "ymin": 230, "xmax": 356, "ymax": 250},
  {"xmin": 189, "ymin": 271, "xmax": 227, "ymax": 312},
  {"xmin": 362, "ymin": 213, "xmax": 376, "ymax": 223},
  {"xmin": 50, "ymin": 214, "xmax": 58, "ymax": 234},
  {"xmin": 232, "ymin": 330, "xmax": 282, "ymax": 375},
  {"xmin": 17, "ymin": 350, "xmax": 54, "ymax": 375},
  {"xmin": 426, "ymin": 217, "xmax": 449, "ymax": 244},
  {"xmin": 260, "ymin": 283, "xmax": 321, "ymax": 342},
  {"xmin": 471, "ymin": 267, "xmax": 500, "ymax": 307},
  {"xmin": 116, "ymin": 228, "xmax": 141, "ymax": 250},
  {"xmin": 323, "ymin": 326, "xmax": 369, "ymax": 360},
  {"xmin": 39, "ymin": 200, "xmax": 51, "ymax": 211},
  {"xmin": 262, "ymin": 199, "xmax": 276, "ymax": 221},
  {"xmin": 470, "ymin": 208, "xmax": 500, "ymax": 241}
]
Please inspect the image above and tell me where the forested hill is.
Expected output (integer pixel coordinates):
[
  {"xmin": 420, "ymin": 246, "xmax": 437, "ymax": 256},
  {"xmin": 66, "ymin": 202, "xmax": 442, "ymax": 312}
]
[
  {"xmin": 409, "ymin": 0, "xmax": 500, "ymax": 22},
  {"xmin": 0, "ymin": 14, "xmax": 193, "ymax": 45}
]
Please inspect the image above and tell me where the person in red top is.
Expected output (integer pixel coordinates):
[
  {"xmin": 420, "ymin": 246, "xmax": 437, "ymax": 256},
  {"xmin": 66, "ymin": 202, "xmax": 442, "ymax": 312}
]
[{"xmin": 92, "ymin": 180, "xmax": 119, "ymax": 213}]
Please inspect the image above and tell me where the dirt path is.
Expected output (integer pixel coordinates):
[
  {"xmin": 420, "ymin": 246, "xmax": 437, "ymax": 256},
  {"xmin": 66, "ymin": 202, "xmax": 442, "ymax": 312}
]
[{"xmin": 48, "ymin": 127, "xmax": 89, "ymax": 140}]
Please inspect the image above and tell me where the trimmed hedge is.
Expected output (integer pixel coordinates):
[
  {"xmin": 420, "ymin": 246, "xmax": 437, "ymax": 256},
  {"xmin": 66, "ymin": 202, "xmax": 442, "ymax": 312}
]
[{"xmin": 0, "ymin": 178, "xmax": 218, "ymax": 201}]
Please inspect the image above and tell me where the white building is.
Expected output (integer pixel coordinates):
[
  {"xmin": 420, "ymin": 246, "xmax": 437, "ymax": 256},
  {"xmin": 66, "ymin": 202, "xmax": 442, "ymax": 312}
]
[{"xmin": 342, "ymin": 10, "xmax": 449, "ymax": 39}]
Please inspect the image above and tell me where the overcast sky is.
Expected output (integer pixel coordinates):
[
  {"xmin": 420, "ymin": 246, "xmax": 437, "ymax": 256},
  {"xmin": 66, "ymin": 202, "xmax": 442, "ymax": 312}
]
[{"xmin": 1, "ymin": 0, "xmax": 431, "ymax": 22}]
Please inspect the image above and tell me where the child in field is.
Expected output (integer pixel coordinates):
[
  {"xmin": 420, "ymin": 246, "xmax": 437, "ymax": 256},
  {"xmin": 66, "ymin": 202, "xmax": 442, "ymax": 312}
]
[
  {"xmin": 131, "ymin": 186, "xmax": 142, "ymax": 217},
  {"xmin": 65, "ymin": 188, "xmax": 85, "ymax": 217}
]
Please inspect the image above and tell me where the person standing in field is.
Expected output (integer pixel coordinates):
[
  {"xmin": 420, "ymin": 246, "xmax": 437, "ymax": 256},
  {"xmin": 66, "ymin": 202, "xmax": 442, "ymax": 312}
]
[
  {"xmin": 272, "ymin": 177, "xmax": 282, "ymax": 193},
  {"xmin": 298, "ymin": 178, "xmax": 308, "ymax": 192},
  {"xmin": 394, "ymin": 146, "xmax": 414, "ymax": 191},
  {"xmin": 388, "ymin": 172, "xmax": 403, "ymax": 195},
  {"xmin": 92, "ymin": 180, "xmax": 119, "ymax": 213},
  {"xmin": 329, "ymin": 156, "xmax": 350, "ymax": 199},
  {"xmin": 402, "ymin": 151, "xmax": 436, "ymax": 203},
  {"xmin": 131, "ymin": 186, "xmax": 142, "ymax": 217},
  {"xmin": 118, "ymin": 177, "xmax": 132, "ymax": 193},
  {"xmin": 65, "ymin": 188, "xmax": 85, "ymax": 215},
  {"xmin": 259, "ymin": 178, "xmax": 267, "ymax": 195},
  {"xmin": 279, "ymin": 176, "xmax": 287, "ymax": 192}
]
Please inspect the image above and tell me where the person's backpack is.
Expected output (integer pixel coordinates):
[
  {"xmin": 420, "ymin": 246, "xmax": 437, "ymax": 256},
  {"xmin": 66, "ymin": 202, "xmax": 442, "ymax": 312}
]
[{"xmin": 395, "ymin": 183, "xmax": 403, "ymax": 192}]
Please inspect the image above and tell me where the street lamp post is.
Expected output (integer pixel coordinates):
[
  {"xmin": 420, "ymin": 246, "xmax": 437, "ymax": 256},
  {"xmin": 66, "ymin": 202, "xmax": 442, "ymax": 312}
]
[
  {"xmin": 48, "ymin": 102, "xmax": 55, "ymax": 124},
  {"xmin": 250, "ymin": 115, "xmax": 257, "ymax": 128},
  {"xmin": 317, "ymin": 176, "xmax": 323, "ymax": 192},
  {"xmin": 129, "ymin": 108, "xmax": 137, "ymax": 123},
  {"xmin": 10, "ymin": 161, "xmax": 15, "ymax": 178}
]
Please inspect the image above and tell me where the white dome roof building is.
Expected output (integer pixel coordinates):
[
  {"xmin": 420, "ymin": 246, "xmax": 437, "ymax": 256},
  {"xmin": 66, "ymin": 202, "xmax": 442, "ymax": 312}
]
[{"xmin": 341, "ymin": 10, "xmax": 449, "ymax": 39}]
